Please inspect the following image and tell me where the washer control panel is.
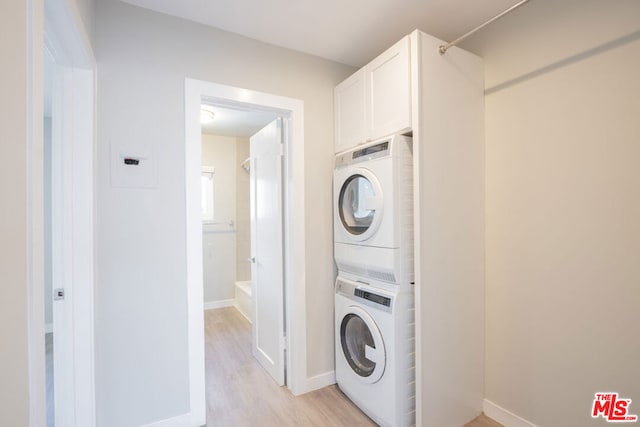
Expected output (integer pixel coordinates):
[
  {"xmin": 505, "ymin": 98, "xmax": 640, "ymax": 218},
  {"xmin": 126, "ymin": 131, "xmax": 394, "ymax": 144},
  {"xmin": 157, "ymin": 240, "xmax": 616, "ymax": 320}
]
[
  {"xmin": 336, "ymin": 277, "xmax": 394, "ymax": 313},
  {"xmin": 354, "ymin": 288, "xmax": 391, "ymax": 308}
]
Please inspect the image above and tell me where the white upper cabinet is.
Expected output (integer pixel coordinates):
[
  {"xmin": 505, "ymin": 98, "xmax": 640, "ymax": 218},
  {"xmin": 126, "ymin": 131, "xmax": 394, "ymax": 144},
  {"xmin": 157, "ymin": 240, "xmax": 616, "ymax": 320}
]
[
  {"xmin": 334, "ymin": 35, "xmax": 411, "ymax": 153},
  {"xmin": 367, "ymin": 36, "xmax": 411, "ymax": 142},
  {"xmin": 335, "ymin": 69, "xmax": 367, "ymax": 153}
]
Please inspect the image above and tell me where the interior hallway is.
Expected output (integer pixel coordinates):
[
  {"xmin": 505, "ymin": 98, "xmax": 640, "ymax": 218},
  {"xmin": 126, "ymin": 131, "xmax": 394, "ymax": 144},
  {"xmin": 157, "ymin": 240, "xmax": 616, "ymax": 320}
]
[{"xmin": 204, "ymin": 307, "xmax": 500, "ymax": 427}]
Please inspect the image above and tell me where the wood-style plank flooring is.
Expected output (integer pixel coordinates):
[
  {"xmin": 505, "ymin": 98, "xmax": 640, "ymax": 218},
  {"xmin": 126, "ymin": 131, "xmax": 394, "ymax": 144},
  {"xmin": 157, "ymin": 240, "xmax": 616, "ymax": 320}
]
[
  {"xmin": 204, "ymin": 307, "xmax": 376, "ymax": 426},
  {"xmin": 464, "ymin": 414, "xmax": 504, "ymax": 427},
  {"xmin": 46, "ymin": 332, "xmax": 54, "ymax": 427},
  {"xmin": 204, "ymin": 307, "xmax": 502, "ymax": 427}
]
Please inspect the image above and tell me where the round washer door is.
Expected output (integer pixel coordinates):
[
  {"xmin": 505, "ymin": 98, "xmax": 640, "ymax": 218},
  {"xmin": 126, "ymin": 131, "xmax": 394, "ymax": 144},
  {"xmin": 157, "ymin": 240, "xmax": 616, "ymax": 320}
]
[
  {"xmin": 337, "ymin": 168, "xmax": 383, "ymax": 242},
  {"xmin": 339, "ymin": 305, "xmax": 386, "ymax": 384}
]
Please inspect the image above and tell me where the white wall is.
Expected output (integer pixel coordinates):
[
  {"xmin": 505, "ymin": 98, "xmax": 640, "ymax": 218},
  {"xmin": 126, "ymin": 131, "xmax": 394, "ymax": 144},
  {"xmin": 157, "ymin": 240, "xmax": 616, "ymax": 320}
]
[
  {"xmin": 0, "ymin": 1, "xmax": 32, "ymax": 424},
  {"xmin": 462, "ymin": 0, "xmax": 640, "ymax": 425},
  {"xmin": 202, "ymin": 134, "xmax": 237, "ymax": 304},
  {"xmin": 94, "ymin": 0, "xmax": 354, "ymax": 424}
]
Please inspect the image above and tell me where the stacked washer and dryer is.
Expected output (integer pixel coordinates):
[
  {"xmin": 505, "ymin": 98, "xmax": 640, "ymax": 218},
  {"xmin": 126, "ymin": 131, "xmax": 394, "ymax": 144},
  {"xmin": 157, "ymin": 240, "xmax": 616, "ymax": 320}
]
[{"xmin": 333, "ymin": 134, "xmax": 415, "ymax": 426}]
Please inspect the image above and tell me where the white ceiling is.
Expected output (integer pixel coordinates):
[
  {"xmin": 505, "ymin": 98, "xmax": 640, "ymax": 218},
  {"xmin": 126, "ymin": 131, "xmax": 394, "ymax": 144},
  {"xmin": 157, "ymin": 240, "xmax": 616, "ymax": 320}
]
[
  {"xmin": 201, "ymin": 103, "xmax": 279, "ymax": 138},
  {"xmin": 124, "ymin": 0, "xmax": 529, "ymax": 135},
  {"xmin": 120, "ymin": 0, "xmax": 525, "ymax": 67}
]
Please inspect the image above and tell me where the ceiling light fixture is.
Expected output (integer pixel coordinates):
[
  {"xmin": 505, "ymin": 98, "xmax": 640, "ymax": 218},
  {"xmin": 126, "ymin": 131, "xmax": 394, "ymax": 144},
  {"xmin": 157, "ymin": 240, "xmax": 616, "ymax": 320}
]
[{"xmin": 200, "ymin": 106, "xmax": 215, "ymax": 124}]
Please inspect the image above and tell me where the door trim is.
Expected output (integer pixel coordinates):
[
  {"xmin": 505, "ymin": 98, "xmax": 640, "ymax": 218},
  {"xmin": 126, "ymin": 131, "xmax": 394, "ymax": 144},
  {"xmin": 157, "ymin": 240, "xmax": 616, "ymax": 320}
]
[{"xmin": 185, "ymin": 79, "xmax": 307, "ymax": 426}]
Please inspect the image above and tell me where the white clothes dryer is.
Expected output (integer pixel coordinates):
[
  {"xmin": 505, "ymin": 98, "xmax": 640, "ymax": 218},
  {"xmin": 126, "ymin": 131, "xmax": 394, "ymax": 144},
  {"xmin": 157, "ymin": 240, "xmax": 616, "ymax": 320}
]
[
  {"xmin": 334, "ymin": 134, "xmax": 413, "ymax": 287},
  {"xmin": 334, "ymin": 275, "xmax": 415, "ymax": 426}
]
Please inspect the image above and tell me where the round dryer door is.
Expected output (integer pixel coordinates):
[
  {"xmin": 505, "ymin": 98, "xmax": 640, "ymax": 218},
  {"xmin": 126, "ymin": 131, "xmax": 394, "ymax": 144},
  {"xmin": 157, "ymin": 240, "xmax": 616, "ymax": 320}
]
[
  {"xmin": 337, "ymin": 169, "xmax": 383, "ymax": 242},
  {"xmin": 340, "ymin": 306, "xmax": 386, "ymax": 383}
]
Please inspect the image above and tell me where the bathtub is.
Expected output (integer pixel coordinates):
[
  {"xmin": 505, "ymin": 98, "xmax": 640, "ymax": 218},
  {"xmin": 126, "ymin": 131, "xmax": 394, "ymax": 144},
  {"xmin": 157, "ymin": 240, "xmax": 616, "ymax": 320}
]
[{"xmin": 234, "ymin": 280, "xmax": 252, "ymax": 323}]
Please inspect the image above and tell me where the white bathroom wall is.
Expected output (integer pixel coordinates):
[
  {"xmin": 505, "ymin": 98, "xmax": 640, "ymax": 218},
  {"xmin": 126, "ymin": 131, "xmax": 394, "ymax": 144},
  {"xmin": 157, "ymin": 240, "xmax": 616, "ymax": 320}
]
[
  {"xmin": 202, "ymin": 134, "xmax": 237, "ymax": 304},
  {"xmin": 236, "ymin": 137, "xmax": 251, "ymax": 282}
]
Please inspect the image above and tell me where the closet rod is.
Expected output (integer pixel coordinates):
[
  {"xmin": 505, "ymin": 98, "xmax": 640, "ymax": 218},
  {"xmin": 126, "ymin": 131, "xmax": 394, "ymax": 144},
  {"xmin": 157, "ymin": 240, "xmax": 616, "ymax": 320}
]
[{"xmin": 438, "ymin": 0, "xmax": 531, "ymax": 55}]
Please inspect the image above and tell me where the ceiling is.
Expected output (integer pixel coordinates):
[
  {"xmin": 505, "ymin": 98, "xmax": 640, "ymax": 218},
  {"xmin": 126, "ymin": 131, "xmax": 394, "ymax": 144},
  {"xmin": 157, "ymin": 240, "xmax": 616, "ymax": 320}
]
[
  {"xmin": 200, "ymin": 103, "xmax": 279, "ymax": 138},
  {"xmin": 120, "ymin": 0, "xmax": 526, "ymax": 67},
  {"xmin": 123, "ymin": 0, "xmax": 528, "ymax": 135}
]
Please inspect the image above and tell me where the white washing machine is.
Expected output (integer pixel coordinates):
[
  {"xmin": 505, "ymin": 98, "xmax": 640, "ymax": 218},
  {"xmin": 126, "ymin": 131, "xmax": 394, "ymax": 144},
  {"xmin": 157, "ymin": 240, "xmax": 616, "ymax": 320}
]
[
  {"xmin": 334, "ymin": 134, "xmax": 413, "ymax": 287},
  {"xmin": 334, "ymin": 275, "xmax": 415, "ymax": 426}
]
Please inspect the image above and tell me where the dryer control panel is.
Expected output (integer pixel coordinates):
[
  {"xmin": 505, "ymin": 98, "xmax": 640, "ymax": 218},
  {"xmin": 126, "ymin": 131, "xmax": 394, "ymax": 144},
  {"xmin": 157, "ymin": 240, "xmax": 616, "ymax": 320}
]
[{"xmin": 335, "ymin": 138, "xmax": 392, "ymax": 168}]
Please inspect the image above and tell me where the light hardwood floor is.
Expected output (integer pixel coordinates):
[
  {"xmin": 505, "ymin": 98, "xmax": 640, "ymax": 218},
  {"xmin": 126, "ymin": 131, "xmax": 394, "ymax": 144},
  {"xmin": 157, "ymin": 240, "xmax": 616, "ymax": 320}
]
[
  {"xmin": 204, "ymin": 307, "xmax": 502, "ymax": 427},
  {"xmin": 204, "ymin": 307, "xmax": 376, "ymax": 426},
  {"xmin": 46, "ymin": 332, "xmax": 54, "ymax": 427},
  {"xmin": 464, "ymin": 414, "xmax": 504, "ymax": 427}
]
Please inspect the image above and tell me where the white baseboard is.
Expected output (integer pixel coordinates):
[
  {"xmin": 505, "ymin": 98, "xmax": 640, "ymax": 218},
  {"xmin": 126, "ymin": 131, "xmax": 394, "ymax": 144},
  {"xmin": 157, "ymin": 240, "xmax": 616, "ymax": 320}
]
[
  {"xmin": 483, "ymin": 399, "xmax": 537, "ymax": 427},
  {"xmin": 45, "ymin": 323, "xmax": 53, "ymax": 334},
  {"xmin": 142, "ymin": 412, "xmax": 191, "ymax": 427},
  {"xmin": 232, "ymin": 302, "xmax": 252, "ymax": 324},
  {"xmin": 203, "ymin": 299, "xmax": 235, "ymax": 310},
  {"xmin": 299, "ymin": 371, "xmax": 336, "ymax": 394}
]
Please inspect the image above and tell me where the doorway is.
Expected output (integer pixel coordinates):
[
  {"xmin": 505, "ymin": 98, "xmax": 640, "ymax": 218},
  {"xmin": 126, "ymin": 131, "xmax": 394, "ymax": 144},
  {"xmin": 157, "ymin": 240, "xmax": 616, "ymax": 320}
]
[
  {"xmin": 199, "ymin": 104, "xmax": 286, "ymax": 413},
  {"xmin": 199, "ymin": 104, "xmax": 279, "ymax": 319},
  {"xmin": 185, "ymin": 79, "xmax": 308, "ymax": 425}
]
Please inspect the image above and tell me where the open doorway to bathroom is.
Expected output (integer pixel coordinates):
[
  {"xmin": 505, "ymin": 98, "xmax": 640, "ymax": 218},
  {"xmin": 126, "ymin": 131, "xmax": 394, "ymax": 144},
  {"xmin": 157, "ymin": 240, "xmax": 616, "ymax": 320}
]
[
  {"xmin": 186, "ymin": 80, "xmax": 307, "ymax": 424},
  {"xmin": 200, "ymin": 103, "xmax": 279, "ymax": 317},
  {"xmin": 199, "ymin": 104, "xmax": 267, "ymax": 316},
  {"xmin": 199, "ymin": 103, "xmax": 287, "ymax": 421}
]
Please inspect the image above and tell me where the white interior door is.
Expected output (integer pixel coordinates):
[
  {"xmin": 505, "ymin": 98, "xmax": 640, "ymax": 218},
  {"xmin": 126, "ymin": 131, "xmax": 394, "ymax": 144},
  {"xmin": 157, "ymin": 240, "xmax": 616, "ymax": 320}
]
[
  {"xmin": 250, "ymin": 118, "xmax": 286, "ymax": 385},
  {"xmin": 50, "ymin": 60, "xmax": 71, "ymax": 427},
  {"xmin": 49, "ymin": 60, "xmax": 96, "ymax": 427}
]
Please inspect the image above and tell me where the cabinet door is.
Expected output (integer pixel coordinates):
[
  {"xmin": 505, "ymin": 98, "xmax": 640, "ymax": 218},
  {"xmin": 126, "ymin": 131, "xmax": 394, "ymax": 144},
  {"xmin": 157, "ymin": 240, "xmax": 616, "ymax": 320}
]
[
  {"xmin": 367, "ymin": 36, "xmax": 411, "ymax": 140},
  {"xmin": 334, "ymin": 69, "xmax": 366, "ymax": 153}
]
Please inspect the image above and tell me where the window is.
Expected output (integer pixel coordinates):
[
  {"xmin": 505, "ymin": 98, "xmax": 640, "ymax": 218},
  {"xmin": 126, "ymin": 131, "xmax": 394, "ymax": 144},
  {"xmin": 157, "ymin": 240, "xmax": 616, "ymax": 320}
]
[{"xmin": 201, "ymin": 166, "xmax": 215, "ymax": 222}]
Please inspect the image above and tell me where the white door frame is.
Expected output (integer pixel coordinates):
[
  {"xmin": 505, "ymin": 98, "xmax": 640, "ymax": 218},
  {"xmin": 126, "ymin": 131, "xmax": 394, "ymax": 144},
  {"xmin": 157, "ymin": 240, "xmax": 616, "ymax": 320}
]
[
  {"xmin": 28, "ymin": 0, "xmax": 96, "ymax": 425},
  {"xmin": 185, "ymin": 79, "xmax": 307, "ymax": 425}
]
